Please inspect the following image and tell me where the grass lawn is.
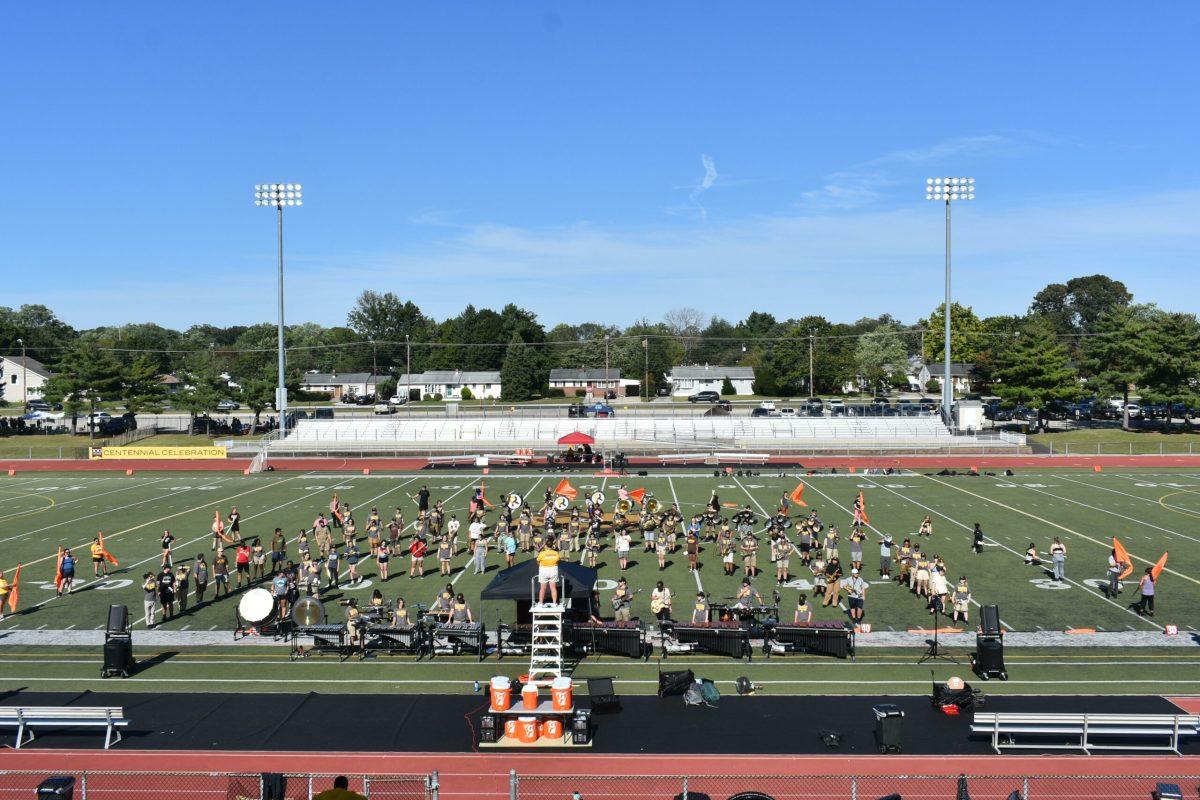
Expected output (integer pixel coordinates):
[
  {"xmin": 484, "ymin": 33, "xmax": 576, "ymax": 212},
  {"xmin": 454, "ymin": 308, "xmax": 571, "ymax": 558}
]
[
  {"xmin": 0, "ymin": 434, "xmax": 99, "ymax": 458},
  {"xmin": 1031, "ymin": 427, "xmax": 1200, "ymax": 454},
  {"xmin": 0, "ymin": 468, "xmax": 1196, "ymax": 694}
]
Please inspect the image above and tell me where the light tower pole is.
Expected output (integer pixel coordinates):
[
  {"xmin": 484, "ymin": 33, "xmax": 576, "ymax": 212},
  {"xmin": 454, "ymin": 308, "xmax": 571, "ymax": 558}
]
[
  {"xmin": 925, "ymin": 177, "xmax": 974, "ymax": 430},
  {"xmin": 254, "ymin": 183, "xmax": 302, "ymax": 430}
]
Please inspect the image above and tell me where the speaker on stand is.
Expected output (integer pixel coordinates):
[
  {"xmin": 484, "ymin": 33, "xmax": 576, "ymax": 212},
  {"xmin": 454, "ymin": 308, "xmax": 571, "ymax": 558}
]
[{"xmin": 101, "ymin": 604, "xmax": 134, "ymax": 678}]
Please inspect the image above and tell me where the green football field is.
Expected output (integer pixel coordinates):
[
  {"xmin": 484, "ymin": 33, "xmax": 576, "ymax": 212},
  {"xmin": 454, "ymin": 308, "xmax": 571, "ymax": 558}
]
[{"xmin": 0, "ymin": 468, "xmax": 1197, "ymax": 695}]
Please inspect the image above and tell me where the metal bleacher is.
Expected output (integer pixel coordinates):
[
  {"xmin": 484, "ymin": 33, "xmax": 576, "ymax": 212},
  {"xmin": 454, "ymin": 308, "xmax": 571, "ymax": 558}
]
[{"xmin": 248, "ymin": 414, "xmax": 992, "ymax": 455}]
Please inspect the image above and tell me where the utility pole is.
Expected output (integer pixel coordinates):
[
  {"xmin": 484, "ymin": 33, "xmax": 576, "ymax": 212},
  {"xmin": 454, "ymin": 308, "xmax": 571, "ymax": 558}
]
[
  {"xmin": 642, "ymin": 337, "xmax": 649, "ymax": 401},
  {"xmin": 808, "ymin": 329, "xmax": 815, "ymax": 397},
  {"xmin": 405, "ymin": 334, "xmax": 412, "ymax": 405}
]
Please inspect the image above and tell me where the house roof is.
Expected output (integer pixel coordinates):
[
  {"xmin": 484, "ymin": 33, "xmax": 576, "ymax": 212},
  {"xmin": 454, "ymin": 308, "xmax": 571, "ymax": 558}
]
[
  {"xmin": 396, "ymin": 371, "xmax": 502, "ymax": 384},
  {"xmin": 922, "ymin": 362, "xmax": 975, "ymax": 378},
  {"xmin": 300, "ymin": 373, "xmax": 386, "ymax": 386},
  {"xmin": 2, "ymin": 355, "xmax": 53, "ymax": 378},
  {"xmin": 549, "ymin": 368, "xmax": 620, "ymax": 382},
  {"xmin": 158, "ymin": 374, "xmax": 183, "ymax": 385},
  {"xmin": 669, "ymin": 365, "xmax": 755, "ymax": 379}
]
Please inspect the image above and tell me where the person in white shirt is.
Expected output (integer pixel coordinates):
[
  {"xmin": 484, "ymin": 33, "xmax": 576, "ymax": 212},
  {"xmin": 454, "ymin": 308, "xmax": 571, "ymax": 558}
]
[
  {"xmin": 447, "ymin": 515, "xmax": 461, "ymax": 553},
  {"xmin": 650, "ymin": 580, "xmax": 673, "ymax": 623},
  {"xmin": 928, "ymin": 567, "xmax": 949, "ymax": 615}
]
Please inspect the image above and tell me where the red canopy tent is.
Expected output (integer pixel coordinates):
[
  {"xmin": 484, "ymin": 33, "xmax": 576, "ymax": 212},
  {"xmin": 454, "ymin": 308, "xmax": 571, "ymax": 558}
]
[{"xmin": 557, "ymin": 432, "xmax": 595, "ymax": 446}]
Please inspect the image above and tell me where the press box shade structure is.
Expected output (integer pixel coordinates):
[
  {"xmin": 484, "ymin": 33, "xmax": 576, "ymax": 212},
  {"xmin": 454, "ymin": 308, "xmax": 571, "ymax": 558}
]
[{"xmin": 557, "ymin": 432, "xmax": 595, "ymax": 445}]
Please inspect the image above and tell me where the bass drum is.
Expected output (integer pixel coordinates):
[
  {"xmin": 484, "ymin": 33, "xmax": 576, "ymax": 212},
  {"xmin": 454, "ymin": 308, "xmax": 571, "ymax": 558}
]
[
  {"xmin": 553, "ymin": 495, "xmax": 571, "ymax": 511},
  {"xmin": 589, "ymin": 490, "xmax": 606, "ymax": 506},
  {"xmin": 238, "ymin": 587, "xmax": 277, "ymax": 626}
]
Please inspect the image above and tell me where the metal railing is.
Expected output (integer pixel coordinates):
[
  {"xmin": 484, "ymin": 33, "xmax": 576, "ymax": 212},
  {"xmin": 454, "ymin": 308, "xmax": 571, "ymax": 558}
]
[
  {"xmin": 0, "ymin": 770, "xmax": 436, "ymax": 799},
  {"xmin": 510, "ymin": 772, "xmax": 1199, "ymax": 799}
]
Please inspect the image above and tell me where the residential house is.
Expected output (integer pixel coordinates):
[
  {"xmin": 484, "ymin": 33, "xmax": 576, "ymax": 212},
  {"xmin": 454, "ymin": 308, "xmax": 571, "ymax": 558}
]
[
  {"xmin": 394, "ymin": 370, "xmax": 503, "ymax": 400},
  {"xmin": 0, "ymin": 355, "xmax": 53, "ymax": 403},
  {"xmin": 918, "ymin": 362, "xmax": 975, "ymax": 394},
  {"xmin": 548, "ymin": 368, "xmax": 639, "ymax": 397},
  {"xmin": 666, "ymin": 365, "xmax": 755, "ymax": 397},
  {"xmin": 300, "ymin": 372, "xmax": 388, "ymax": 400}
]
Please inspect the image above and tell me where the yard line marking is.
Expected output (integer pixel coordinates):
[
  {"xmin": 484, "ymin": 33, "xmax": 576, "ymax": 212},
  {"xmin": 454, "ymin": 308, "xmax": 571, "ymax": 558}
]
[
  {"xmin": 861, "ymin": 477, "xmax": 1154, "ymax": 631},
  {"xmin": 1070, "ymin": 474, "xmax": 1200, "ymax": 520},
  {"xmin": 3, "ymin": 474, "xmax": 307, "ymax": 575},
  {"xmin": 0, "ymin": 478, "xmax": 234, "ymax": 545},
  {"xmin": 0, "ymin": 476, "xmax": 173, "ymax": 525},
  {"xmin": 668, "ymin": 475, "xmax": 702, "ymax": 593},
  {"xmin": 453, "ymin": 478, "xmax": 524, "ymax": 587},
  {"xmin": 1007, "ymin": 475, "xmax": 1200, "ymax": 546},
  {"xmin": 930, "ymin": 474, "xmax": 1197, "ymax": 588}
]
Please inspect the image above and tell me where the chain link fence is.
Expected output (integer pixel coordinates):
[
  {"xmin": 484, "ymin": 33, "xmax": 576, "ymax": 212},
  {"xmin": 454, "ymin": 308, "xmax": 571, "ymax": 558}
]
[
  {"xmin": 511, "ymin": 773, "xmax": 1200, "ymax": 800},
  {"xmin": 0, "ymin": 771, "xmax": 435, "ymax": 800}
]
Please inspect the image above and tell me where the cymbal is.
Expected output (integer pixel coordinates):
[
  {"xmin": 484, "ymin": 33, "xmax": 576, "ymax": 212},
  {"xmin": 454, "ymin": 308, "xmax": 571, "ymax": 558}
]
[{"xmin": 292, "ymin": 596, "xmax": 324, "ymax": 626}]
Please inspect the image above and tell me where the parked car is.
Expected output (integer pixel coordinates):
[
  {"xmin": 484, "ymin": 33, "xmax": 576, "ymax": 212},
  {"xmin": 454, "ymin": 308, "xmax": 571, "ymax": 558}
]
[
  {"xmin": 656, "ymin": 387, "xmax": 671, "ymax": 397},
  {"xmin": 1124, "ymin": 403, "xmax": 1143, "ymax": 419},
  {"xmin": 313, "ymin": 408, "xmax": 335, "ymax": 420},
  {"xmin": 389, "ymin": 394, "xmax": 408, "ymax": 406},
  {"xmin": 25, "ymin": 400, "xmax": 51, "ymax": 412},
  {"xmin": 779, "ymin": 407, "xmax": 796, "ymax": 416},
  {"xmin": 806, "ymin": 397, "xmax": 823, "ymax": 409},
  {"xmin": 751, "ymin": 407, "xmax": 780, "ymax": 417},
  {"xmin": 827, "ymin": 399, "xmax": 846, "ymax": 416},
  {"xmin": 216, "ymin": 399, "xmax": 241, "ymax": 411},
  {"xmin": 373, "ymin": 403, "xmax": 395, "ymax": 415},
  {"xmin": 688, "ymin": 390, "xmax": 721, "ymax": 403},
  {"xmin": 715, "ymin": 400, "xmax": 732, "ymax": 411}
]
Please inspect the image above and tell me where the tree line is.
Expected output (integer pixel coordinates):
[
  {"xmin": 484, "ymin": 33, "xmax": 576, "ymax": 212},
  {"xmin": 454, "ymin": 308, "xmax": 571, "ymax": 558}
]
[{"xmin": 1, "ymin": 274, "xmax": 1196, "ymax": 422}]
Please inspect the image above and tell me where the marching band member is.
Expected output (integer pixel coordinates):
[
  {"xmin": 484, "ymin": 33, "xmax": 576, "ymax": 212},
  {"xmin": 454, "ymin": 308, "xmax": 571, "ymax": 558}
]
[
  {"xmin": 650, "ymin": 580, "xmax": 673, "ymax": 623},
  {"xmin": 691, "ymin": 591, "xmax": 709, "ymax": 624},
  {"xmin": 951, "ymin": 577, "xmax": 971, "ymax": 622},
  {"xmin": 793, "ymin": 593, "xmax": 813, "ymax": 624},
  {"xmin": 918, "ymin": 515, "xmax": 933, "ymax": 538}
]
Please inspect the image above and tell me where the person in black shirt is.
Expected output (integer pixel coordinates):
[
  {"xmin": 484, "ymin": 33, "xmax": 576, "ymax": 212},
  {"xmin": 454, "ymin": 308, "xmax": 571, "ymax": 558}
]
[
  {"xmin": 157, "ymin": 566, "xmax": 177, "ymax": 620},
  {"xmin": 972, "ymin": 523, "xmax": 985, "ymax": 555},
  {"xmin": 415, "ymin": 486, "xmax": 431, "ymax": 513}
]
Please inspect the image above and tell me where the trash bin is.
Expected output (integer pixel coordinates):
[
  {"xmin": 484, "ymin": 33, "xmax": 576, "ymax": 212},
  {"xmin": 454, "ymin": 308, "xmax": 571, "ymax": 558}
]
[
  {"xmin": 37, "ymin": 776, "xmax": 75, "ymax": 799},
  {"xmin": 873, "ymin": 703, "xmax": 904, "ymax": 753}
]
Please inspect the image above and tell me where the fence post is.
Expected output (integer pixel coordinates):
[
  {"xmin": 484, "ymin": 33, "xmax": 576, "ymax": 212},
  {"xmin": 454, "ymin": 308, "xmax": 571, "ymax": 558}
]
[
  {"xmin": 681, "ymin": 776, "xmax": 688, "ymax": 800},
  {"xmin": 364, "ymin": 775, "xmax": 370, "ymax": 798},
  {"xmin": 308, "ymin": 775, "xmax": 314, "ymax": 800},
  {"xmin": 80, "ymin": 772, "xmax": 87, "ymax": 800},
  {"xmin": 509, "ymin": 769, "xmax": 518, "ymax": 800},
  {"xmin": 1022, "ymin": 775, "xmax": 1029, "ymax": 799},
  {"xmin": 428, "ymin": 770, "xmax": 440, "ymax": 800},
  {"xmin": 850, "ymin": 775, "xmax": 857, "ymax": 800}
]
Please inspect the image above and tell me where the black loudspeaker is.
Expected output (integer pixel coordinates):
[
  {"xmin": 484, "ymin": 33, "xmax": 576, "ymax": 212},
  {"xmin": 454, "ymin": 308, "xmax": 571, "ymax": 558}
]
[
  {"xmin": 36, "ymin": 777, "xmax": 75, "ymax": 799},
  {"xmin": 102, "ymin": 637, "xmax": 133, "ymax": 678},
  {"xmin": 980, "ymin": 605, "xmax": 1001, "ymax": 636},
  {"xmin": 106, "ymin": 604, "xmax": 129, "ymax": 634},
  {"xmin": 658, "ymin": 669, "xmax": 695, "ymax": 696},
  {"xmin": 973, "ymin": 636, "xmax": 1007, "ymax": 680}
]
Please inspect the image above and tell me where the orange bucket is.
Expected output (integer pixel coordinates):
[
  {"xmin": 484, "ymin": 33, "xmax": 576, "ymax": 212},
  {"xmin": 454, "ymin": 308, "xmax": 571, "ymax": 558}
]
[
  {"xmin": 489, "ymin": 676, "xmax": 512, "ymax": 712},
  {"xmin": 550, "ymin": 677, "xmax": 573, "ymax": 711},
  {"xmin": 541, "ymin": 718, "xmax": 563, "ymax": 739},
  {"xmin": 517, "ymin": 716, "xmax": 539, "ymax": 743},
  {"xmin": 504, "ymin": 718, "xmax": 520, "ymax": 740},
  {"xmin": 521, "ymin": 682, "xmax": 540, "ymax": 710}
]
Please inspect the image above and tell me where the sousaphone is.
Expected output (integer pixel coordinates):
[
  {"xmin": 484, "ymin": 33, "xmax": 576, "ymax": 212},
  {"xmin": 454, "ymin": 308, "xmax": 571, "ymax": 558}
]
[
  {"xmin": 645, "ymin": 497, "xmax": 662, "ymax": 514},
  {"xmin": 615, "ymin": 498, "xmax": 633, "ymax": 515}
]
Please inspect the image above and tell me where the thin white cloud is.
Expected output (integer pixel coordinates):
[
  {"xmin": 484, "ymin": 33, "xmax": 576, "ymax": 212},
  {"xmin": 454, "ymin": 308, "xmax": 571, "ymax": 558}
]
[{"xmin": 687, "ymin": 154, "xmax": 718, "ymax": 222}]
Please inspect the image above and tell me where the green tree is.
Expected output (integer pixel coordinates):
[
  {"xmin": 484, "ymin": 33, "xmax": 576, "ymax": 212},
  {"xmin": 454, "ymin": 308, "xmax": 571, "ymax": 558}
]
[
  {"xmin": 921, "ymin": 303, "xmax": 985, "ymax": 365},
  {"xmin": 175, "ymin": 351, "xmax": 228, "ymax": 435},
  {"xmin": 42, "ymin": 340, "xmax": 123, "ymax": 437},
  {"xmin": 854, "ymin": 324, "xmax": 909, "ymax": 393},
  {"xmin": 1030, "ymin": 275, "xmax": 1132, "ymax": 339},
  {"xmin": 721, "ymin": 376, "xmax": 735, "ymax": 396},
  {"xmin": 241, "ymin": 378, "xmax": 275, "ymax": 434},
  {"xmin": 121, "ymin": 355, "xmax": 166, "ymax": 421},
  {"xmin": 1081, "ymin": 305, "xmax": 1155, "ymax": 430},
  {"xmin": 992, "ymin": 321, "xmax": 1079, "ymax": 410},
  {"xmin": 1141, "ymin": 311, "xmax": 1200, "ymax": 429},
  {"xmin": 500, "ymin": 336, "xmax": 540, "ymax": 402}
]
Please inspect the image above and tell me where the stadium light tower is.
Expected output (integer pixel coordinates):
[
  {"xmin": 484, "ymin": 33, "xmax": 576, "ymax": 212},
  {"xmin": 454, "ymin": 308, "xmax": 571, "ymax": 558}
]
[
  {"xmin": 925, "ymin": 177, "xmax": 974, "ymax": 430},
  {"xmin": 254, "ymin": 183, "xmax": 302, "ymax": 430}
]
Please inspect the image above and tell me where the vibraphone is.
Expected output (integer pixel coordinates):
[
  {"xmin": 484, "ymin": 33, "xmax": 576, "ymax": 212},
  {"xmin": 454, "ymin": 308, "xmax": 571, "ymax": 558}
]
[
  {"xmin": 570, "ymin": 621, "xmax": 649, "ymax": 660},
  {"xmin": 291, "ymin": 624, "xmax": 350, "ymax": 660},
  {"xmin": 662, "ymin": 621, "xmax": 752, "ymax": 661},
  {"xmin": 429, "ymin": 622, "xmax": 486, "ymax": 661},
  {"xmin": 763, "ymin": 621, "xmax": 855, "ymax": 660},
  {"xmin": 364, "ymin": 623, "xmax": 427, "ymax": 658}
]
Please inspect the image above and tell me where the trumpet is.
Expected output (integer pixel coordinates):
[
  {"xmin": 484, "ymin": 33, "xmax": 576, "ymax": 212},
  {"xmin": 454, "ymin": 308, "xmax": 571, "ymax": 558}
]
[
  {"xmin": 553, "ymin": 495, "xmax": 571, "ymax": 511},
  {"xmin": 506, "ymin": 492, "xmax": 524, "ymax": 510}
]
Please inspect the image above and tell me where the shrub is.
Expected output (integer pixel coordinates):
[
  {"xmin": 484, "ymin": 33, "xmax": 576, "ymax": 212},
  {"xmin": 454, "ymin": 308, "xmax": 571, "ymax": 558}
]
[
  {"xmin": 721, "ymin": 377, "xmax": 736, "ymax": 396},
  {"xmin": 545, "ymin": 388, "xmax": 566, "ymax": 398},
  {"xmin": 925, "ymin": 379, "xmax": 941, "ymax": 393},
  {"xmin": 460, "ymin": 387, "xmax": 474, "ymax": 401}
]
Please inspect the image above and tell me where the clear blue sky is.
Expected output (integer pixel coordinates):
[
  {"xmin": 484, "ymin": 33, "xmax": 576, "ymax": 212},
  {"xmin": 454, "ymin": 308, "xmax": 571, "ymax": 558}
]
[{"xmin": 2, "ymin": 2, "xmax": 1198, "ymax": 329}]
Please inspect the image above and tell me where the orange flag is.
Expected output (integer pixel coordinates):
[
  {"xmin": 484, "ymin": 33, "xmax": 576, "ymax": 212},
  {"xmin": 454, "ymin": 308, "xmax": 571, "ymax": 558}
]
[
  {"xmin": 213, "ymin": 510, "xmax": 235, "ymax": 544},
  {"xmin": 854, "ymin": 491, "xmax": 870, "ymax": 525},
  {"xmin": 97, "ymin": 532, "xmax": 119, "ymax": 567},
  {"xmin": 789, "ymin": 483, "xmax": 808, "ymax": 507},
  {"xmin": 330, "ymin": 492, "xmax": 344, "ymax": 524},
  {"xmin": 476, "ymin": 483, "xmax": 495, "ymax": 509},
  {"xmin": 628, "ymin": 488, "xmax": 646, "ymax": 505},
  {"xmin": 7, "ymin": 563, "xmax": 21, "ymax": 613},
  {"xmin": 554, "ymin": 479, "xmax": 578, "ymax": 500},
  {"xmin": 54, "ymin": 547, "xmax": 65, "ymax": 593},
  {"xmin": 1112, "ymin": 537, "xmax": 1134, "ymax": 579},
  {"xmin": 1151, "ymin": 552, "xmax": 1168, "ymax": 581}
]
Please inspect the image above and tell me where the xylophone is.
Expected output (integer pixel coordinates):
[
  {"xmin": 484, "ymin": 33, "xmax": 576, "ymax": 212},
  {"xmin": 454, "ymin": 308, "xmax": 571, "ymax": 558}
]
[
  {"xmin": 430, "ymin": 622, "xmax": 486, "ymax": 661},
  {"xmin": 570, "ymin": 621, "xmax": 650, "ymax": 660},
  {"xmin": 364, "ymin": 623, "xmax": 427, "ymax": 658},
  {"xmin": 763, "ymin": 621, "xmax": 855, "ymax": 660},
  {"xmin": 662, "ymin": 621, "xmax": 752, "ymax": 661},
  {"xmin": 291, "ymin": 624, "xmax": 350, "ymax": 661}
]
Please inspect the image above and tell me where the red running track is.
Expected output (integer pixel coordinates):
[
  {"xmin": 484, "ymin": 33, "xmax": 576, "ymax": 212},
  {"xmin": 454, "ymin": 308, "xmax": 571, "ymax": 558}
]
[{"xmin": 3, "ymin": 750, "xmax": 1199, "ymax": 798}]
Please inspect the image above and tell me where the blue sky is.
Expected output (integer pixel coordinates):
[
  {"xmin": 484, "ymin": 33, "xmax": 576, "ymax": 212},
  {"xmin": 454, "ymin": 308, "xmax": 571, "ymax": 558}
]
[{"xmin": 2, "ymin": 2, "xmax": 1198, "ymax": 329}]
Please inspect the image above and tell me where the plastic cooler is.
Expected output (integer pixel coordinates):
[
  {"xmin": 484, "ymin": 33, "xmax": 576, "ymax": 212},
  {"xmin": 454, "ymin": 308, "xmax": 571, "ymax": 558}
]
[
  {"xmin": 504, "ymin": 718, "xmax": 520, "ymax": 739},
  {"xmin": 541, "ymin": 718, "xmax": 563, "ymax": 739},
  {"xmin": 551, "ymin": 676, "xmax": 573, "ymax": 710},
  {"xmin": 490, "ymin": 676, "xmax": 512, "ymax": 711},
  {"xmin": 521, "ymin": 682, "xmax": 540, "ymax": 709},
  {"xmin": 517, "ymin": 716, "xmax": 539, "ymax": 743}
]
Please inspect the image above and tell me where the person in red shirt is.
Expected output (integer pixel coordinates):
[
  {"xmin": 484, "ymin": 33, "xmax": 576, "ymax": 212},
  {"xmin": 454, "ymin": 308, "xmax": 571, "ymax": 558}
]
[
  {"xmin": 235, "ymin": 541, "xmax": 252, "ymax": 589},
  {"xmin": 408, "ymin": 536, "xmax": 427, "ymax": 579}
]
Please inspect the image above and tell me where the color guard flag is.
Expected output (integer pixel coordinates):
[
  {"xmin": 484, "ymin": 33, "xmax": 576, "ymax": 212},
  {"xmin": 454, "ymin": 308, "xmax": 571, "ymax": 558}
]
[
  {"xmin": 1112, "ymin": 537, "xmax": 1134, "ymax": 579},
  {"xmin": 97, "ymin": 532, "xmax": 119, "ymax": 567},
  {"xmin": 54, "ymin": 547, "xmax": 65, "ymax": 593},
  {"xmin": 1152, "ymin": 552, "xmax": 1168, "ymax": 581},
  {"xmin": 789, "ymin": 483, "xmax": 808, "ymax": 507},
  {"xmin": 476, "ymin": 483, "xmax": 495, "ymax": 508},
  {"xmin": 628, "ymin": 488, "xmax": 646, "ymax": 505},
  {"xmin": 213, "ymin": 510, "xmax": 234, "ymax": 544},
  {"xmin": 331, "ymin": 492, "xmax": 344, "ymax": 524},
  {"xmin": 7, "ymin": 563, "xmax": 21, "ymax": 612},
  {"xmin": 554, "ymin": 479, "xmax": 578, "ymax": 501},
  {"xmin": 853, "ymin": 491, "xmax": 870, "ymax": 525}
]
